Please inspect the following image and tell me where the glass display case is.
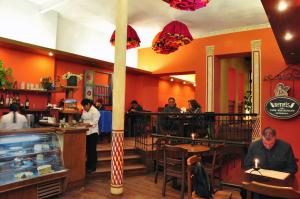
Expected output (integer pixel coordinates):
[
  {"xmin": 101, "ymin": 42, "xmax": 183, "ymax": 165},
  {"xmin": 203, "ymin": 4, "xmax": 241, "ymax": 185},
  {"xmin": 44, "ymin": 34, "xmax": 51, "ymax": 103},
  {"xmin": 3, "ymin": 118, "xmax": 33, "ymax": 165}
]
[{"xmin": 0, "ymin": 132, "xmax": 65, "ymax": 186}]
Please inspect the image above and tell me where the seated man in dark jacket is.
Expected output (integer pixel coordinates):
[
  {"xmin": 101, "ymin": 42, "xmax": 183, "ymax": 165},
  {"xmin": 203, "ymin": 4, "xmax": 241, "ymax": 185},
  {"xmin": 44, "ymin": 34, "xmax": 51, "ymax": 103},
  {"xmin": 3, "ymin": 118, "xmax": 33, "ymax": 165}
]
[
  {"xmin": 127, "ymin": 100, "xmax": 144, "ymax": 137},
  {"xmin": 161, "ymin": 97, "xmax": 181, "ymax": 135},
  {"xmin": 128, "ymin": 100, "xmax": 143, "ymax": 112},
  {"xmin": 244, "ymin": 127, "xmax": 297, "ymax": 174},
  {"xmin": 243, "ymin": 127, "xmax": 297, "ymax": 199}
]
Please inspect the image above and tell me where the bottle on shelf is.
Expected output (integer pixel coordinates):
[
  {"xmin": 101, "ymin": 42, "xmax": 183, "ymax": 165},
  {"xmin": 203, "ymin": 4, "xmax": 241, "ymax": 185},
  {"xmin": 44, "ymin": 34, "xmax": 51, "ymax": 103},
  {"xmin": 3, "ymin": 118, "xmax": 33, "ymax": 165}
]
[
  {"xmin": 9, "ymin": 94, "xmax": 13, "ymax": 106},
  {"xmin": 16, "ymin": 94, "xmax": 20, "ymax": 105},
  {"xmin": 12, "ymin": 94, "xmax": 16, "ymax": 104},
  {"xmin": 25, "ymin": 96, "xmax": 30, "ymax": 109},
  {"xmin": 0, "ymin": 94, "xmax": 4, "ymax": 106},
  {"xmin": 5, "ymin": 93, "xmax": 9, "ymax": 106}
]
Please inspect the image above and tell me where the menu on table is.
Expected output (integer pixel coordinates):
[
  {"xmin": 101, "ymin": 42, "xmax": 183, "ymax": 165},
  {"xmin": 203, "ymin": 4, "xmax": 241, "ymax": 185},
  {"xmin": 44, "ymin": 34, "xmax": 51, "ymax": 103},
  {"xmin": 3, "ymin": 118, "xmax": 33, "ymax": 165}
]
[{"xmin": 245, "ymin": 169, "xmax": 290, "ymax": 180}]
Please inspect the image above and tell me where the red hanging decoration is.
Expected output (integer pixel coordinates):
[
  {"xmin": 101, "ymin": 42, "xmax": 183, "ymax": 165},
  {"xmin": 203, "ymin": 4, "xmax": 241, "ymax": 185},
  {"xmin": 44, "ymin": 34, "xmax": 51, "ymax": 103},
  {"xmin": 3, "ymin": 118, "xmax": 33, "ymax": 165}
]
[
  {"xmin": 152, "ymin": 21, "xmax": 193, "ymax": 54},
  {"xmin": 110, "ymin": 25, "xmax": 141, "ymax": 49},
  {"xmin": 163, "ymin": 0, "xmax": 210, "ymax": 11}
]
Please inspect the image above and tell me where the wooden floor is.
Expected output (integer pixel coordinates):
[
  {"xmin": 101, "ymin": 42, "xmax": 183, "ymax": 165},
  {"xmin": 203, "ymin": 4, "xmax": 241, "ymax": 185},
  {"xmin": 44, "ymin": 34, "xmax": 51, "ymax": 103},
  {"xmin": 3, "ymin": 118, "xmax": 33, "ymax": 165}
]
[{"xmin": 62, "ymin": 174, "xmax": 183, "ymax": 199}]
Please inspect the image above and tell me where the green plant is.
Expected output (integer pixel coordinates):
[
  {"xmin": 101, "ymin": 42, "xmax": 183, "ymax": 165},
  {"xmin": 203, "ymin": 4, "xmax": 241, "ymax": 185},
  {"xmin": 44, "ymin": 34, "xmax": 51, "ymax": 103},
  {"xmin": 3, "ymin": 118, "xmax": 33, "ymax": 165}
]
[
  {"xmin": 41, "ymin": 76, "xmax": 54, "ymax": 90},
  {"xmin": 0, "ymin": 60, "xmax": 13, "ymax": 89},
  {"xmin": 244, "ymin": 90, "xmax": 252, "ymax": 113}
]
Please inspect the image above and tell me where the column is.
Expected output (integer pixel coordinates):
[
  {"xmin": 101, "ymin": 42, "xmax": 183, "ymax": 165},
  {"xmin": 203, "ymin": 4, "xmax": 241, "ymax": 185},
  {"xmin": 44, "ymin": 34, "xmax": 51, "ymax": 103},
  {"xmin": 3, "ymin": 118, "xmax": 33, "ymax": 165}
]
[
  {"xmin": 251, "ymin": 40, "xmax": 261, "ymax": 114},
  {"xmin": 251, "ymin": 40, "xmax": 262, "ymax": 135},
  {"xmin": 111, "ymin": 0, "xmax": 128, "ymax": 195},
  {"xmin": 206, "ymin": 45, "xmax": 215, "ymax": 112}
]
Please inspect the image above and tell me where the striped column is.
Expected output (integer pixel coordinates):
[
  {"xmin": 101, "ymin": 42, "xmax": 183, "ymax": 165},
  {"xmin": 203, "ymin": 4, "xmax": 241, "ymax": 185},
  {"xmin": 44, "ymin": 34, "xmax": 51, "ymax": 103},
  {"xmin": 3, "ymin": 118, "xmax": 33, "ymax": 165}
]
[
  {"xmin": 111, "ymin": 0, "xmax": 128, "ymax": 195},
  {"xmin": 206, "ymin": 45, "xmax": 215, "ymax": 112}
]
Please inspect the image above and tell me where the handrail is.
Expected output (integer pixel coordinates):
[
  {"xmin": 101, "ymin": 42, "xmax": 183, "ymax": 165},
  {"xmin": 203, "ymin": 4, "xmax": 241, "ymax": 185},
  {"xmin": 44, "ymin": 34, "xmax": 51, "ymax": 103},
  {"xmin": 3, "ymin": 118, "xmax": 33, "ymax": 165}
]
[
  {"xmin": 126, "ymin": 112, "xmax": 258, "ymax": 116},
  {"xmin": 151, "ymin": 134, "xmax": 250, "ymax": 146}
]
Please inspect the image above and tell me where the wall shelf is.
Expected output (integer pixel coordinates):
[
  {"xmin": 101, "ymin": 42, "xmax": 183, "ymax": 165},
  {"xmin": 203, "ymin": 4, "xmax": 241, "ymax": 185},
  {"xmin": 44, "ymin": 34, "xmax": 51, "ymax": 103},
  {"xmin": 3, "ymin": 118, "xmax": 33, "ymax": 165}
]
[{"xmin": 0, "ymin": 88, "xmax": 49, "ymax": 94}]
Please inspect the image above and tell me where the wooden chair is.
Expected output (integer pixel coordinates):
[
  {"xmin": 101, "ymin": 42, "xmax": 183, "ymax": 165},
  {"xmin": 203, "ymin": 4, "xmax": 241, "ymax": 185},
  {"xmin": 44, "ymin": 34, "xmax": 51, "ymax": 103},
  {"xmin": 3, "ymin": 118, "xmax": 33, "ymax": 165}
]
[
  {"xmin": 187, "ymin": 155, "xmax": 234, "ymax": 199},
  {"xmin": 242, "ymin": 181, "xmax": 300, "ymax": 199},
  {"xmin": 162, "ymin": 145, "xmax": 187, "ymax": 199},
  {"xmin": 202, "ymin": 143, "xmax": 225, "ymax": 186},
  {"xmin": 154, "ymin": 138, "xmax": 167, "ymax": 183}
]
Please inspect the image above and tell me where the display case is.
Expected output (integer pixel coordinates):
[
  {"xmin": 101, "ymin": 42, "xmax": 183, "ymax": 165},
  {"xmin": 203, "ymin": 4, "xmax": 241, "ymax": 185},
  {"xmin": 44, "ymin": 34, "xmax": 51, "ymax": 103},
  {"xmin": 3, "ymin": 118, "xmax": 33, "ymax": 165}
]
[
  {"xmin": 0, "ymin": 131, "xmax": 68, "ymax": 199},
  {"xmin": 0, "ymin": 132, "xmax": 65, "ymax": 185}
]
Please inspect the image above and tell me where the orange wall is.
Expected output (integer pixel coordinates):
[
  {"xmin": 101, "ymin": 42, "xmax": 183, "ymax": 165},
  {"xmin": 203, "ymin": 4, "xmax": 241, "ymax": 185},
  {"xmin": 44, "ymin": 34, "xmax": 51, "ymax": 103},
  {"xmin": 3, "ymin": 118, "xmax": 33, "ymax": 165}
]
[
  {"xmin": 158, "ymin": 80, "xmax": 195, "ymax": 109},
  {"xmin": 138, "ymin": 27, "xmax": 300, "ymax": 182},
  {"xmin": 0, "ymin": 47, "xmax": 54, "ymax": 113},
  {"xmin": 125, "ymin": 73, "xmax": 159, "ymax": 112},
  {"xmin": 0, "ymin": 46, "xmax": 195, "ymax": 114},
  {"xmin": 0, "ymin": 47, "xmax": 55, "ymax": 83}
]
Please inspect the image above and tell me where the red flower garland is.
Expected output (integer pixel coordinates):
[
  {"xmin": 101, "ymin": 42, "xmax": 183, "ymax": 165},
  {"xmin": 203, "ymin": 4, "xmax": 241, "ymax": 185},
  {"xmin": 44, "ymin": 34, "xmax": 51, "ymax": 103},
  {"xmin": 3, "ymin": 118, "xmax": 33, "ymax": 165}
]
[
  {"xmin": 152, "ymin": 21, "xmax": 193, "ymax": 54},
  {"xmin": 163, "ymin": 0, "xmax": 210, "ymax": 11},
  {"xmin": 110, "ymin": 25, "xmax": 141, "ymax": 49}
]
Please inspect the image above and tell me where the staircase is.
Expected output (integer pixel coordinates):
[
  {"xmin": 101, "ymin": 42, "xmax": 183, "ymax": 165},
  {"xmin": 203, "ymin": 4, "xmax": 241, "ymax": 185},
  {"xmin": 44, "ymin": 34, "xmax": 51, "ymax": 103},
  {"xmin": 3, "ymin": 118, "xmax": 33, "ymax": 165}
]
[{"xmin": 88, "ymin": 145, "xmax": 148, "ymax": 178}]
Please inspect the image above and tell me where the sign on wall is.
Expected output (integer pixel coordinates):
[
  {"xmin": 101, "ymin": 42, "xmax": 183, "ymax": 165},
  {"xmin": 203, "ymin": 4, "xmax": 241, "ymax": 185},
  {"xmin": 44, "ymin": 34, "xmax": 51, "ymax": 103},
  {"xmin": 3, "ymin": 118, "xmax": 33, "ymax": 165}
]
[
  {"xmin": 265, "ymin": 83, "xmax": 300, "ymax": 119},
  {"xmin": 84, "ymin": 70, "xmax": 94, "ymax": 99}
]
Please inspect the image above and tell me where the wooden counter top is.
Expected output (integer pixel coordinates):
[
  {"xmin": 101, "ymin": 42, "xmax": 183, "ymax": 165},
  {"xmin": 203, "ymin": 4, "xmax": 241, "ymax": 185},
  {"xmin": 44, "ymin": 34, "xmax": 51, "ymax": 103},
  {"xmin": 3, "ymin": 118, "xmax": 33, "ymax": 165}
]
[{"xmin": 0, "ymin": 127, "xmax": 88, "ymax": 135}]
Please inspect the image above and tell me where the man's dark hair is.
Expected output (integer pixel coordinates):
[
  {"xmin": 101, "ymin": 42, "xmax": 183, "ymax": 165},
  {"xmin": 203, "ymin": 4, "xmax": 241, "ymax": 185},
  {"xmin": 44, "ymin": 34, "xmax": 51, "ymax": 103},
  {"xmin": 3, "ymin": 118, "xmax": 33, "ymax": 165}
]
[
  {"xmin": 131, "ymin": 100, "xmax": 138, "ymax": 105},
  {"xmin": 168, "ymin": 97, "xmax": 175, "ymax": 101},
  {"xmin": 9, "ymin": 103, "xmax": 19, "ymax": 123},
  {"xmin": 188, "ymin": 99, "xmax": 201, "ymax": 110},
  {"xmin": 81, "ymin": 98, "xmax": 92, "ymax": 106},
  {"xmin": 262, "ymin": 127, "xmax": 276, "ymax": 140}
]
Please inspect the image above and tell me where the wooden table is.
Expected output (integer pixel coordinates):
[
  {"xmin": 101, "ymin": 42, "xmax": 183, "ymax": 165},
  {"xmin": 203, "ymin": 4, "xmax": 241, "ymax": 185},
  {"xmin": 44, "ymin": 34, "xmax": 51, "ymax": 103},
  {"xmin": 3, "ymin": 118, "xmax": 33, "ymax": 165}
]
[{"xmin": 175, "ymin": 143, "xmax": 210, "ymax": 153}]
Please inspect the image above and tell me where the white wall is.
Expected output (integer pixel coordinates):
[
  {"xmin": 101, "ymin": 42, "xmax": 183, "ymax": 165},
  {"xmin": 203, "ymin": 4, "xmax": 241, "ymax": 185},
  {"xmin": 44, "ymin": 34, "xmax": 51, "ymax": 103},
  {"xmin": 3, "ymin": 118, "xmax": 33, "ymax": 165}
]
[
  {"xmin": 0, "ymin": 0, "xmax": 138, "ymax": 68},
  {"xmin": 0, "ymin": 0, "xmax": 58, "ymax": 48},
  {"xmin": 56, "ymin": 17, "xmax": 138, "ymax": 67}
]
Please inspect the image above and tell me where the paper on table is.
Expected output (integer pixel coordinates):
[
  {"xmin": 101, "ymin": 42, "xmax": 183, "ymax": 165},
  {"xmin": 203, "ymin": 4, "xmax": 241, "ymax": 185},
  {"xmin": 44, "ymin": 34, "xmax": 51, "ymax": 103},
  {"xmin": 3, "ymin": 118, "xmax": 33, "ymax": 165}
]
[{"xmin": 245, "ymin": 169, "xmax": 290, "ymax": 180}]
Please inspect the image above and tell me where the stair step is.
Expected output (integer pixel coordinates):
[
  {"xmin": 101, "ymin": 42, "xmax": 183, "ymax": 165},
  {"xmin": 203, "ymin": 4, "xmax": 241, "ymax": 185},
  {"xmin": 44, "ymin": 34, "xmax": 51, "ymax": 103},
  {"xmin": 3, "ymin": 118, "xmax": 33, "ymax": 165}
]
[
  {"xmin": 97, "ymin": 164, "xmax": 147, "ymax": 173},
  {"xmin": 87, "ymin": 164, "xmax": 148, "ymax": 178},
  {"xmin": 97, "ymin": 147, "xmax": 137, "ymax": 156},
  {"xmin": 97, "ymin": 146, "xmax": 135, "ymax": 151},
  {"xmin": 98, "ymin": 154, "xmax": 141, "ymax": 162},
  {"xmin": 97, "ymin": 154, "xmax": 142, "ymax": 166}
]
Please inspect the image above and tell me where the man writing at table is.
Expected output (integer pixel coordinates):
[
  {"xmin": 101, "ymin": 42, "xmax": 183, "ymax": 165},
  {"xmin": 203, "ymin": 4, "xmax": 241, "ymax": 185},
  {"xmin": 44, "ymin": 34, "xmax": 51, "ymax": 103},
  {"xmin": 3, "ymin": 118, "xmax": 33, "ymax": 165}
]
[
  {"xmin": 245, "ymin": 127, "xmax": 297, "ymax": 174},
  {"xmin": 243, "ymin": 127, "xmax": 297, "ymax": 199}
]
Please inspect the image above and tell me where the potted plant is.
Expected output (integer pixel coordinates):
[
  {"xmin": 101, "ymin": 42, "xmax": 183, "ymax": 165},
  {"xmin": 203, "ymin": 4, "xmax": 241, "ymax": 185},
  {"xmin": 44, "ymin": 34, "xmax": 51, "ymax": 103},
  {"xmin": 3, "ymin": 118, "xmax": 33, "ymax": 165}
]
[
  {"xmin": 40, "ymin": 76, "xmax": 54, "ymax": 90},
  {"xmin": 244, "ymin": 90, "xmax": 252, "ymax": 113},
  {"xmin": 62, "ymin": 72, "xmax": 83, "ymax": 86},
  {"xmin": 0, "ymin": 60, "xmax": 13, "ymax": 89}
]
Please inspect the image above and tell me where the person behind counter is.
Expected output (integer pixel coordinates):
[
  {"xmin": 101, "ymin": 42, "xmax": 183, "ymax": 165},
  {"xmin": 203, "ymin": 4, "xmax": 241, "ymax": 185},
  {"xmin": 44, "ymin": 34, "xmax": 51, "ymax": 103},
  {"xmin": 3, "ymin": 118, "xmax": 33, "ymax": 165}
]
[
  {"xmin": 0, "ymin": 103, "xmax": 28, "ymax": 130},
  {"xmin": 81, "ymin": 98, "xmax": 100, "ymax": 173},
  {"xmin": 95, "ymin": 98, "xmax": 105, "ymax": 111},
  {"xmin": 244, "ymin": 127, "xmax": 297, "ymax": 174}
]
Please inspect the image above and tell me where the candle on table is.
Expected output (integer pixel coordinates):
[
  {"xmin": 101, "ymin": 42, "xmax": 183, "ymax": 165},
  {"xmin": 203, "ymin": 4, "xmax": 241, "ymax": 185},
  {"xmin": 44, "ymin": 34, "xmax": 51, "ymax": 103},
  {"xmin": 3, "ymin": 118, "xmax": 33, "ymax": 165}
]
[
  {"xmin": 254, "ymin": 158, "xmax": 259, "ymax": 169},
  {"xmin": 191, "ymin": 133, "xmax": 195, "ymax": 140}
]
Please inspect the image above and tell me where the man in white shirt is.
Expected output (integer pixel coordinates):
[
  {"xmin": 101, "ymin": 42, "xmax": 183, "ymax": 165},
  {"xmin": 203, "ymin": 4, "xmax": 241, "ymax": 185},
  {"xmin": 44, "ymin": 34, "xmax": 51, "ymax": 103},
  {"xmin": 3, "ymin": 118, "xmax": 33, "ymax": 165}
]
[
  {"xmin": 81, "ymin": 98, "xmax": 100, "ymax": 172},
  {"xmin": 0, "ymin": 103, "xmax": 28, "ymax": 130}
]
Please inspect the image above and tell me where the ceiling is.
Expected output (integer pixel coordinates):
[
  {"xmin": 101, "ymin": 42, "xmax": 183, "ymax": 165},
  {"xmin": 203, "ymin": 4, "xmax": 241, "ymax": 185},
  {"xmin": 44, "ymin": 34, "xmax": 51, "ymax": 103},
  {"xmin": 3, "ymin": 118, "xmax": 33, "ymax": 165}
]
[
  {"xmin": 28, "ymin": 0, "xmax": 269, "ymax": 48},
  {"xmin": 261, "ymin": 0, "xmax": 300, "ymax": 65}
]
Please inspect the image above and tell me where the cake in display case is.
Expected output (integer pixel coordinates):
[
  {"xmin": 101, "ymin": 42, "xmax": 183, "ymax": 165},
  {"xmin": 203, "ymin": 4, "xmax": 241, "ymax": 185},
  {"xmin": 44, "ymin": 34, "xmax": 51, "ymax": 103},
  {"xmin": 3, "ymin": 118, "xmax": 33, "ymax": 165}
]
[{"xmin": 0, "ymin": 132, "xmax": 65, "ymax": 186}]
